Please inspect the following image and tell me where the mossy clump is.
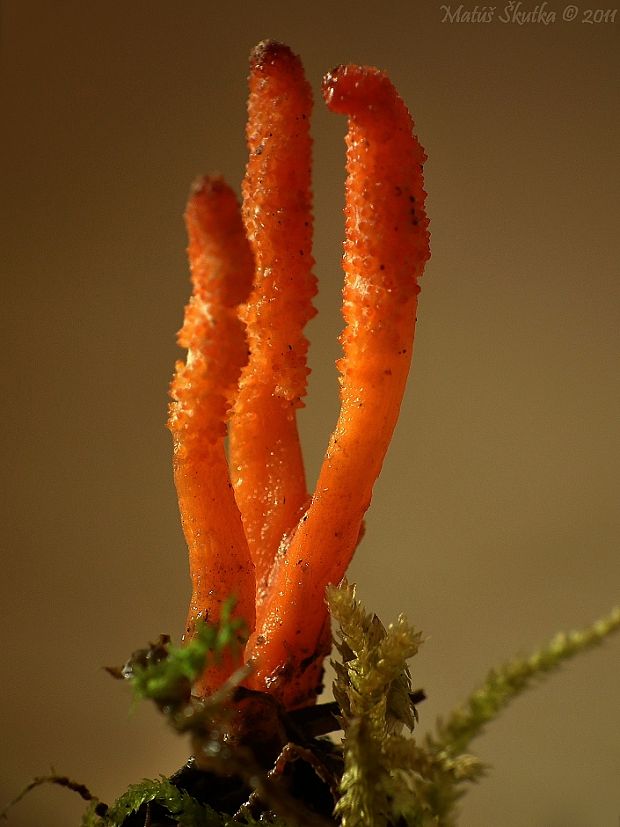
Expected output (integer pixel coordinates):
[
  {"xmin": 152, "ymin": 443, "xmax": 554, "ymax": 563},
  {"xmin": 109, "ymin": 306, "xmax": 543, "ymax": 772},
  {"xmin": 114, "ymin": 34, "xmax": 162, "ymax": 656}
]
[{"xmin": 3, "ymin": 591, "xmax": 619, "ymax": 827}]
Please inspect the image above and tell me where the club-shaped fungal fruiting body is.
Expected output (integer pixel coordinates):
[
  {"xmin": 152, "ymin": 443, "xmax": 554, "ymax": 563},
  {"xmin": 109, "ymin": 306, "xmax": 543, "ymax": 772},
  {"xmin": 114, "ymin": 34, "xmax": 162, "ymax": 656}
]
[{"xmin": 168, "ymin": 41, "xmax": 430, "ymax": 710}]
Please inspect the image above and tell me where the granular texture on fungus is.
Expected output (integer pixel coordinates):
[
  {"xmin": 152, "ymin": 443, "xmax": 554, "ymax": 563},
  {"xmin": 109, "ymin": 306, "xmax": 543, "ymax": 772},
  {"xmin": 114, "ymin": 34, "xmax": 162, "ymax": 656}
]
[{"xmin": 168, "ymin": 40, "xmax": 430, "ymax": 709}]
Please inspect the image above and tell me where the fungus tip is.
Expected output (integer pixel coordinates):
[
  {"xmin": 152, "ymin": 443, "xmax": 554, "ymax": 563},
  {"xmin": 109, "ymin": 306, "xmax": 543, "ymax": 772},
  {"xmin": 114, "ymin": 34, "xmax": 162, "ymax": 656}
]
[
  {"xmin": 249, "ymin": 39, "xmax": 300, "ymax": 73},
  {"xmin": 322, "ymin": 64, "xmax": 395, "ymax": 116}
]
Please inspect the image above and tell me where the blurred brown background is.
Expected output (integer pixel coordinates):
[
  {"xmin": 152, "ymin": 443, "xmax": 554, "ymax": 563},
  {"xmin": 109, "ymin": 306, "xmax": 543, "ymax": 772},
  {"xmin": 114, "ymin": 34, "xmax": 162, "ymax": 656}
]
[{"xmin": 1, "ymin": 1, "xmax": 619, "ymax": 825}]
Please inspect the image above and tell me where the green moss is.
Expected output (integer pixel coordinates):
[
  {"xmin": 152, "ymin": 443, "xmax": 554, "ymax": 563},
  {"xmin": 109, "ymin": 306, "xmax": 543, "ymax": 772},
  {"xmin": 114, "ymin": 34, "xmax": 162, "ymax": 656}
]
[
  {"xmin": 411, "ymin": 604, "xmax": 620, "ymax": 824},
  {"xmin": 88, "ymin": 778, "xmax": 222, "ymax": 827},
  {"xmin": 433, "ymin": 605, "xmax": 620, "ymax": 757},
  {"xmin": 327, "ymin": 580, "xmax": 424, "ymax": 827},
  {"xmin": 115, "ymin": 598, "xmax": 247, "ymax": 709},
  {"xmin": 4, "ymin": 591, "xmax": 619, "ymax": 827},
  {"xmin": 327, "ymin": 584, "xmax": 619, "ymax": 827}
]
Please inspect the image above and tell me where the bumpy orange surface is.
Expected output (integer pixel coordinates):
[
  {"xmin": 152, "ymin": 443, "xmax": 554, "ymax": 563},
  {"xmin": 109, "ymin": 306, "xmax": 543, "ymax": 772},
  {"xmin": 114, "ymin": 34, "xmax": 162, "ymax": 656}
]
[
  {"xmin": 168, "ymin": 177, "xmax": 256, "ymax": 695},
  {"xmin": 243, "ymin": 64, "xmax": 430, "ymax": 708},
  {"xmin": 170, "ymin": 43, "xmax": 430, "ymax": 709},
  {"xmin": 230, "ymin": 42, "xmax": 316, "ymax": 600}
]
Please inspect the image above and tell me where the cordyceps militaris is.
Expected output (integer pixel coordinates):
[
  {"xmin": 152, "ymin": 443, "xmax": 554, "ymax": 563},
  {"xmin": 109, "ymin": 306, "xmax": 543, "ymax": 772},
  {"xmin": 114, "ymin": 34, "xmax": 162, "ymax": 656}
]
[{"xmin": 168, "ymin": 40, "xmax": 430, "ymax": 712}]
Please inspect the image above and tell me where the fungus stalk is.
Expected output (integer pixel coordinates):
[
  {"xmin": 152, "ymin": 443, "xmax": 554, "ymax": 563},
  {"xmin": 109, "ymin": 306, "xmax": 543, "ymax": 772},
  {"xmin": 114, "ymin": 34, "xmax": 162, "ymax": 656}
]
[{"xmin": 168, "ymin": 41, "xmax": 430, "ymax": 710}]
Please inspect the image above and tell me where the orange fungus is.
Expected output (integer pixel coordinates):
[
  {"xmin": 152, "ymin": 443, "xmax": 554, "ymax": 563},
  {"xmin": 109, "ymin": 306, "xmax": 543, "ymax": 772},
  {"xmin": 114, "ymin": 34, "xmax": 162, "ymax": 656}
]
[{"xmin": 168, "ymin": 43, "xmax": 430, "ymax": 709}]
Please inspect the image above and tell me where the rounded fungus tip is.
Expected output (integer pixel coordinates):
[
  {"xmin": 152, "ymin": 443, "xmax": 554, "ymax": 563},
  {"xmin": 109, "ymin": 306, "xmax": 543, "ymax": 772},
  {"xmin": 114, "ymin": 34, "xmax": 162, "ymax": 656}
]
[
  {"xmin": 249, "ymin": 39, "xmax": 300, "ymax": 73},
  {"xmin": 322, "ymin": 64, "xmax": 394, "ymax": 115}
]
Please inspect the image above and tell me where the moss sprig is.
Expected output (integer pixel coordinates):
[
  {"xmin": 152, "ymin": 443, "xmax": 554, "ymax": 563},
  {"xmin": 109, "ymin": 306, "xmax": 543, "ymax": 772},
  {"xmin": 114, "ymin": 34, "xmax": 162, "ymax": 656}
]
[
  {"xmin": 5, "ymin": 591, "xmax": 618, "ymax": 827},
  {"xmin": 81, "ymin": 778, "xmax": 221, "ymax": 827},
  {"xmin": 328, "ymin": 584, "xmax": 620, "ymax": 827},
  {"xmin": 106, "ymin": 598, "xmax": 247, "ymax": 710},
  {"xmin": 327, "ymin": 580, "xmax": 424, "ymax": 827},
  {"xmin": 413, "ymin": 604, "xmax": 620, "ymax": 824},
  {"xmin": 433, "ymin": 604, "xmax": 620, "ymax": 758}
]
